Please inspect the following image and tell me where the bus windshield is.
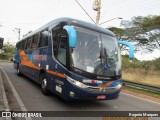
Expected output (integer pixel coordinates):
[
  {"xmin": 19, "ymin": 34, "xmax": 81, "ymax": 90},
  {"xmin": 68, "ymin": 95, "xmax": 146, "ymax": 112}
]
[{"xmin": 71, "ymin": 27, "xmax": 121, "ymax": 77}]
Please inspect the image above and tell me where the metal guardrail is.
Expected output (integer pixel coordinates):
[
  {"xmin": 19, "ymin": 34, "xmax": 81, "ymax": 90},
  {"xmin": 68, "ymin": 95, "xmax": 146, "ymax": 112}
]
[{"xmin": 122, "ymin": 80, "xmax": 160, "ymax": 93}]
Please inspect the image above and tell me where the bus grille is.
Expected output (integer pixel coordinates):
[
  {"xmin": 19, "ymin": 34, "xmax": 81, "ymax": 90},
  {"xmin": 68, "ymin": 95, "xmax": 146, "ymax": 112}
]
[{"xmin": 84, "ymin": 87, "xmax": 116, "ymax": 93}]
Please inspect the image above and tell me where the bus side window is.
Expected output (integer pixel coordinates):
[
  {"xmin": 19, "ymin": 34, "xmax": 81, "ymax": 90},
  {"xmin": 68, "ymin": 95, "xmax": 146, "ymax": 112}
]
[
  {"xmin": 26, "ymin": 37, "xmax": 32, "ymax": 49},
  {"xmin": 25, "ymin": 39, "xmax": 28, "ymax": 49},
  {"xmin": 22, "ymin": 40, "xmax": 26, "ymax": 50},
  {"xmin": 52, "ymin": 32, "xmax": 58, "ymax": 57},
  {"xmin": 57, "ymin": 32, "xmax": 67, "ymax": 66},
  {"xmin": 39, "ymin": 30, "xmax": 49, "ymax": 47},
  {"xmin": 19, "ymin": 42, "xmax": 22, "ymax": 50},
  {"xmin": 32, "ymin": 34, "xmax": 39, "ymax": 48},
  {"xmin": 52, "ymin": 28, "xmax": 67, "ymax": 66}
]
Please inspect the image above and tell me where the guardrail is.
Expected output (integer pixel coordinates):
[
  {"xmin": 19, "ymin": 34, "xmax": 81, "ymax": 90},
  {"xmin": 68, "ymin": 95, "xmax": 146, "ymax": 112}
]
[{"xmin": 122, "ymin": 80, "xmax": 160, "ymax": 93}]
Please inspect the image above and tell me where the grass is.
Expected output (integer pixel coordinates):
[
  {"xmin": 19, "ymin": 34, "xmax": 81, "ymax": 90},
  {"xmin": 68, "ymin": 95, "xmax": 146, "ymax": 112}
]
[
  {"xmin": 122, "ymin": 85, "xmax": 160, "ymax": 99},
  {"xmin": 122, "ymin": 68, "xmax": 160, "ymax": 87}
]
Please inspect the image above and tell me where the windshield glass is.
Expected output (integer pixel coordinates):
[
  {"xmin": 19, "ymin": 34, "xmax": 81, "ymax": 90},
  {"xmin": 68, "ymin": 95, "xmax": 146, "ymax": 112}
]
[{"xmin": 71, "ymin": 27, "xmax": 121, "ymax": 77}]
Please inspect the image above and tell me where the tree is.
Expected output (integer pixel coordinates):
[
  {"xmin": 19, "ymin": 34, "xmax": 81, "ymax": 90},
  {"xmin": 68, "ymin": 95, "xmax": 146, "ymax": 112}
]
[
  {"xmin": 2, "ymin": 42, "xmax": 15, "ymax": 59},
  {"xmin": 120, "ymin": 15, "xmax": 160, "ymax": 53},
  {"xmin": 108, "ymin": 27, "xmax": 125, "ymax": 39}
]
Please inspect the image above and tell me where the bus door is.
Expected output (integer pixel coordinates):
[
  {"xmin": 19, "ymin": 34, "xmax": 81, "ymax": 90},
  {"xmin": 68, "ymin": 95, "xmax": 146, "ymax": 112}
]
[{"xmin": 52, "ymin": 27, "xmax": 68, "ymax": 95}]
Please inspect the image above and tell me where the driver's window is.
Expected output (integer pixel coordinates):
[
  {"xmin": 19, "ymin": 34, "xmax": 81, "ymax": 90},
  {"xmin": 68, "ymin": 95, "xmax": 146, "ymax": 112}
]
[
  {"xmin": 52, "ymin": 27, "xmax": 67, "ymax": 66},
  {"xmin": 57, "ymin": 34, "xmax": 67, "ymax": 66}
]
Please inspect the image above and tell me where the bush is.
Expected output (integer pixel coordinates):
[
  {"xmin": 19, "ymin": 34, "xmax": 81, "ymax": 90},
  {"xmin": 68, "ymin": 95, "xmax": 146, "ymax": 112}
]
[{"xmin": 122, "ymin": 55, "xmax": 160, "ymax": 71}]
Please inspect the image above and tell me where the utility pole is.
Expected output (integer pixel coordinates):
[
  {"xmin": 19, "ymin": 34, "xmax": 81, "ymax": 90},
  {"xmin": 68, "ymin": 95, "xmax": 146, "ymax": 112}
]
[{"xmin": 93, "ymin": 0, "xmax": 101, "ymax": 25}]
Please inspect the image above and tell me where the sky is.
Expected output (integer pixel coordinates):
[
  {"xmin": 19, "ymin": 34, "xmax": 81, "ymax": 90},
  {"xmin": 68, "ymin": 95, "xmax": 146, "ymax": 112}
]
[{"xmin": 0, "ymin": 0, "xmax": 160, "ymax": 60}]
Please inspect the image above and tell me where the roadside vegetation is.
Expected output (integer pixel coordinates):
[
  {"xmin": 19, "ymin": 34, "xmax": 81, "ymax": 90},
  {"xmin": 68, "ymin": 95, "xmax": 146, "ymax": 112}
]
[
  {"xmin": 0, "ymin": 42, "xmax": 15, "ymax": 61},
  {"xmin": 122, "ymin": 55, "xmax": 160, "ymax": 86},
  {"xmin": 109, "ymin": 15, "xmax": 160, "ymax": 87}
]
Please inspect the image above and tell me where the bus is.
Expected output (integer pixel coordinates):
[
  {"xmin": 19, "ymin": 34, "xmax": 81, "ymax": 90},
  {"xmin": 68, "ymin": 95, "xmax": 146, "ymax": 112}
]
[{"xmin": 13, "ymin": 18, "xmax": 134, "ymax": 100}]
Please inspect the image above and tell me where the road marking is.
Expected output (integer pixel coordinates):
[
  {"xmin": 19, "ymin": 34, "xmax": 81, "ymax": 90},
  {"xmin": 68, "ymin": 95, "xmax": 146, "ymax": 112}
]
[
  {"xmin": 121, "ymin": 92, "xmax": 160, "ymax": 105},
  {"xmin": 1, "ymin": 68, "xmax": 32, "ymax": 120}
]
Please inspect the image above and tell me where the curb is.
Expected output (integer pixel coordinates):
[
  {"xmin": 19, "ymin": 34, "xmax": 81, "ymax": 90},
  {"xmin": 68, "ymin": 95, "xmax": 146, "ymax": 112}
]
[
  {"xmin": 0, "ymin": 68, "xmax": 11, "ymax": 120},
  {"xmin": 0, "ymin": 68, "xmax": 32, "ymax": 120}
]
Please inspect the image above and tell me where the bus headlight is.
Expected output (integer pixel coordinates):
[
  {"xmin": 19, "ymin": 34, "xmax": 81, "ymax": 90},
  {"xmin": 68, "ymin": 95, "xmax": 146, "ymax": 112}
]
[
  {"xmin": 115, "ymin": 84, "xmax": 122, "ymax": 90},
  {"xmin": 66, "ymin": 75, "xmax": 88, "ymax": 89}
]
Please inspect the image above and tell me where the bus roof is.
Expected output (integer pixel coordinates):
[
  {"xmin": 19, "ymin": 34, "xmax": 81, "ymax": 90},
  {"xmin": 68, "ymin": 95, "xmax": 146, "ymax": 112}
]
[{"xmin": 19, "ymin": 17, "xmax": 116, "ymax": 42}]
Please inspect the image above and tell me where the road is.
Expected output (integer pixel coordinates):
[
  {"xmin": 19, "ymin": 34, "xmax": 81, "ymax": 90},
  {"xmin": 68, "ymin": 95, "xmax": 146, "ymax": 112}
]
[{"xmin": 0, "ymin": 62, "xmax": 160, "ymax": 120}]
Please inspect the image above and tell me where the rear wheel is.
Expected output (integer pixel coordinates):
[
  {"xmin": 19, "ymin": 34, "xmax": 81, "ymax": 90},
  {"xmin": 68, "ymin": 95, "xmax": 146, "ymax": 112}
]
[
  {"xmin": 40, "ymin": 74, "xmax": 49, "ymax": 96},
  {"xmin": 17, "ymin": 64, "xmax": 21, "ymax": 76}
]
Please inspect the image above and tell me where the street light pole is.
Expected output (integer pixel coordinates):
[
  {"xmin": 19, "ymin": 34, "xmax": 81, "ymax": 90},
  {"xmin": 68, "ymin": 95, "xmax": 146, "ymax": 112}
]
[
  {"xmin": 14, "ymin": 28, "xmax": 21, "ymax": 40},
  {"xmin": 99, "ymin": 17, "xmax": 123, "ymax": 25}
]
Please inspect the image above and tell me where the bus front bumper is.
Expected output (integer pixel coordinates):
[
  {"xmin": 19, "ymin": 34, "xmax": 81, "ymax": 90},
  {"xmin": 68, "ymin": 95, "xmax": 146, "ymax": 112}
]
[{"xmin": 64, "ymin": 78, "xmax": 121, "ymax": 100}]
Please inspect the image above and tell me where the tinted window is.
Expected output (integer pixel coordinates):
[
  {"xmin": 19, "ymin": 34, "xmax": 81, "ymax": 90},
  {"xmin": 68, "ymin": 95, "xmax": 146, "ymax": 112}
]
[
  {"xmin": 26, "ymin": 37, "xmax": 32, "ymax": 49},
  {"xmin": 52, "ymin": 28, "xmax": 67, "ymax": 66},
  {"xmin": 21, "ymin": 40, "xmax": 26, "ymax": 50},
  {"xmin": 32, "ymin": 34, "xmax": 39, "ymax": 48},
  {"xmin": 39, "ymin": 30, "xmax": 49, "ymax": 47}
]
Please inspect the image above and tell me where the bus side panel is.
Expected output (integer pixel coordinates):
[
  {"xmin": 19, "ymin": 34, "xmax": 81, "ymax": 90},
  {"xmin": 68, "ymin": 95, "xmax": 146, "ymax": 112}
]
[
  {"xmin": 18, "ymin": 49, "xmax": 40, "ymax": 83},
  {"xmin": 31, "ymin": 49, "xmax": 41, "ymax": 82},
  {"xmin": 46, "ymin": 62, "xmax": 67, "ymax": 100},
  {"xmin": 22, "ymin": 49, "xmax": 35, "ymax": 79}
]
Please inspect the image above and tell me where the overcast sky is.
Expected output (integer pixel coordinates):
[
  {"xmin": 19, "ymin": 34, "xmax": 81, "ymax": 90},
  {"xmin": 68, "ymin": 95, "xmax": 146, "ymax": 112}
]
[{"xmin": 0, "ymin": 0, "xmax": 160, "ymax": 60}]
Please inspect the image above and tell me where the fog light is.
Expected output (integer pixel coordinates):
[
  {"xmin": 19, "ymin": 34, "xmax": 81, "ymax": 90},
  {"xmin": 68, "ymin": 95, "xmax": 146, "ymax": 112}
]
[{"xmin": 70, "ymin": 91, "xmax": 75, "ymax": 97}]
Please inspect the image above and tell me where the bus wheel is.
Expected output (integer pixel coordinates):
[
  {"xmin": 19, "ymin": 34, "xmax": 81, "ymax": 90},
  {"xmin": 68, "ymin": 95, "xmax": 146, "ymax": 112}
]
[
  {"xmin": 40, "ymin": 75, "xmax": 49, "ymax": 96},
  {"xmin": 17, "ymin": 66, "xmax": 21, "ymax": 76}
]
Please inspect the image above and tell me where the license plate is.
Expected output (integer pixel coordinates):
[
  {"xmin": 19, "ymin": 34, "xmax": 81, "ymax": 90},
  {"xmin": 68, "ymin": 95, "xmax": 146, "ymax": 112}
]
[{"xmin": 97, "ymin": 95, "xmax": 106, "ymax": 100}]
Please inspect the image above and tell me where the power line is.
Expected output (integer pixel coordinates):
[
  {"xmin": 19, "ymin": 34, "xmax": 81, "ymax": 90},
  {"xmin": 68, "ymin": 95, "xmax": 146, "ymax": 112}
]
[{"xmin": 74, "ymin": 0, "xmax": 96, "ymax": 24}]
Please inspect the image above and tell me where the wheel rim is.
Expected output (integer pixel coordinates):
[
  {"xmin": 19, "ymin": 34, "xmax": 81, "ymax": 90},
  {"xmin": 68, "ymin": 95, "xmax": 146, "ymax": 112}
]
[
  {"xmin": 42, "ymin": 78, "xmax": 47, "ymax": 90},
  {"xmin": 17, "ymin": 68, "xmax": 19, "ymax": 74}
]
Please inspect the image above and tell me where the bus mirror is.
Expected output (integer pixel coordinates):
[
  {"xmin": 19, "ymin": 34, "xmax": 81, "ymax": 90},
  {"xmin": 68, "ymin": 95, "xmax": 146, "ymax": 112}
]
[
  {"xmin": 63, "ymin": 25, "xmax": 77, "ymax": 48},
  {"xmin": 118, "ymin": 40, "xmax": 134, "ymax": 59}
]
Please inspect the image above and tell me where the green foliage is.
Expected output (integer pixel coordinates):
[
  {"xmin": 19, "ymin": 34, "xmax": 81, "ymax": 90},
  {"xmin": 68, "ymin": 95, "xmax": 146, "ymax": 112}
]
[
  {"xmin": 108, "ymin": 27, "xmax": 125, "ymax": 38},
  {"xmin": 122, "ymin": 55, "xmax": 160, "ymax": 71},
  {"xmin": 120, "ymin": 15, "xmax": 160, "ymax": 52},
  {"xmin": 132, "ymin": 15, "xmax": 160, "ymax": 32},
  {"xmin": 2, "ymin": 42, "xmax": 15, "ymax": 60}
]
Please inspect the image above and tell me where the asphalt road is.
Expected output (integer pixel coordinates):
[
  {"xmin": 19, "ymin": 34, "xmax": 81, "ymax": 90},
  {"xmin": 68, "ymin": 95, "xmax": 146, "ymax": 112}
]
[{"xmin": 0, "ymin": 62, "xmax": 160, "ymax": 120}]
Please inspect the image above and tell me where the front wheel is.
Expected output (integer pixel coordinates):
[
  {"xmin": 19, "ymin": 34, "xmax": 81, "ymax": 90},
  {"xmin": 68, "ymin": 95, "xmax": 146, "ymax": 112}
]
[{"xmin": 40, "ymin": 74, "xmax": 49, "ymax": 96}]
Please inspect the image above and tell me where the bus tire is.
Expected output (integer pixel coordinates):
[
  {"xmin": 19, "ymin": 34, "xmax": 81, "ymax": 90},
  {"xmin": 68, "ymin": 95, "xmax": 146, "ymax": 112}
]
[
  {"xmin": 40, "ymin": 74, "xmax": 49, "ymax": 96},
  {"xmin": 17, "ymin": 65, "xmax": 22, "ymax": 76}
]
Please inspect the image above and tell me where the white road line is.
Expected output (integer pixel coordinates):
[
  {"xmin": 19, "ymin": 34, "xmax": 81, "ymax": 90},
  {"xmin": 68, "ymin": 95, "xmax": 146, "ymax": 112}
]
[
  {"xmin": 121, "ymin": 92, "xmax": 160, "ymax": 105},
  {"xmin": 1, "ymin": 68, "xmax": 32, "ymax": 120}
]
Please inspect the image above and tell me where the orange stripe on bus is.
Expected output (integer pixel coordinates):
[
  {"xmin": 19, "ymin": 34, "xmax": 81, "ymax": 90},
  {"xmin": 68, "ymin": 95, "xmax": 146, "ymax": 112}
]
[
  {"xmin": 20, "ymin": 50, "xmax": 65, "ymax": 78},
  {"xmin": 98, "ymin": 81, "xmax": 113, "ymax": 88},
  {"xmin": 47, "ymin": 70, "xmax": 65, "ymax": 78},
  {"xmin": 20, "ymin": 50, "xmax": 40, "ymax": 70}
]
